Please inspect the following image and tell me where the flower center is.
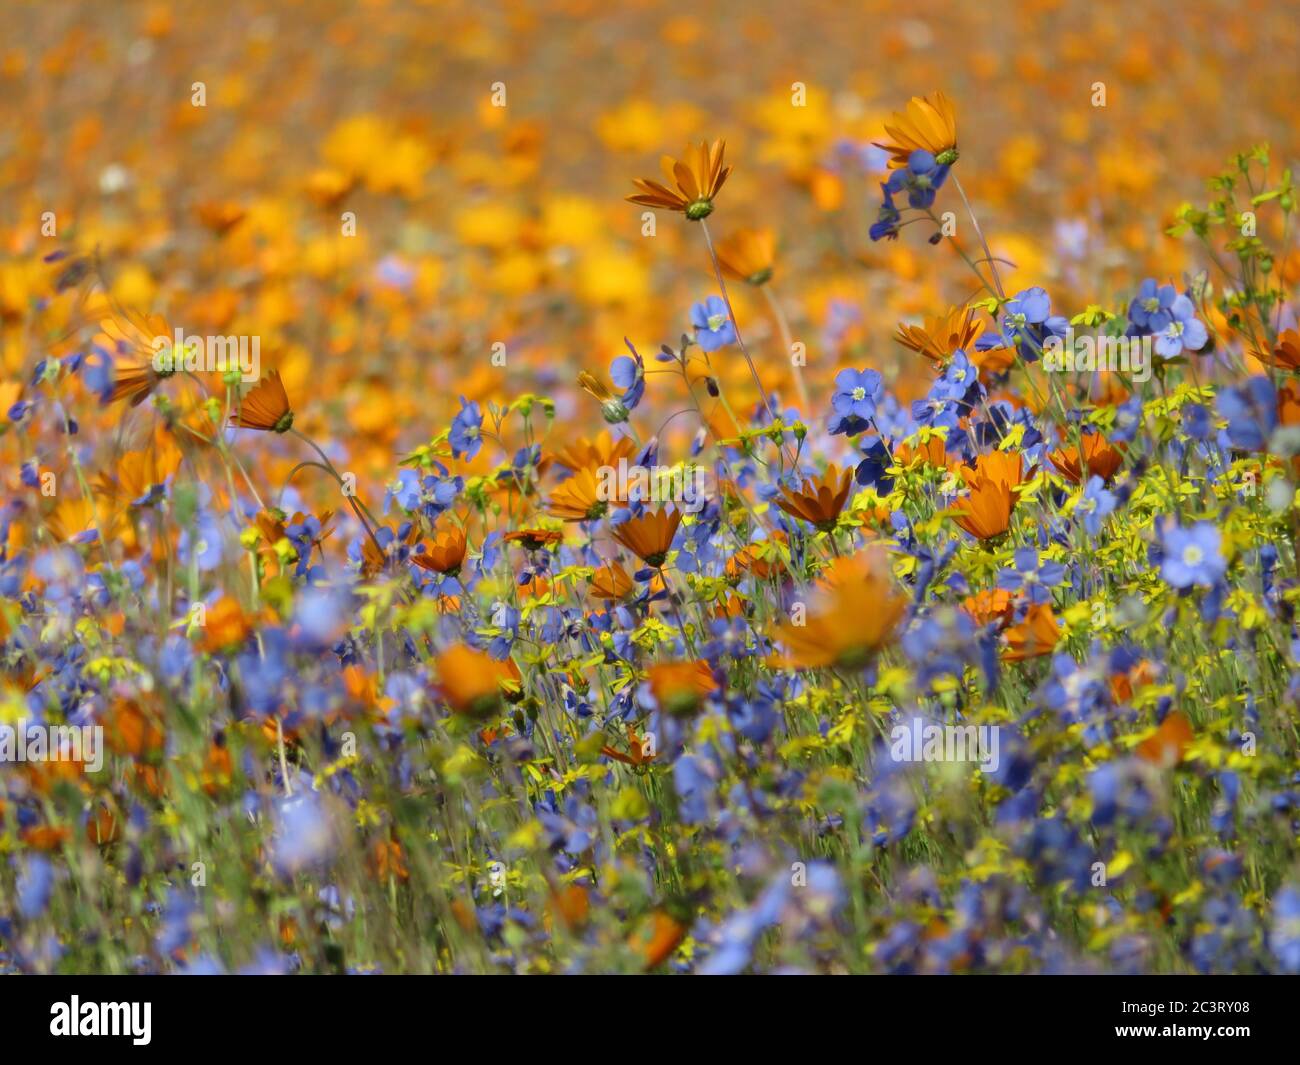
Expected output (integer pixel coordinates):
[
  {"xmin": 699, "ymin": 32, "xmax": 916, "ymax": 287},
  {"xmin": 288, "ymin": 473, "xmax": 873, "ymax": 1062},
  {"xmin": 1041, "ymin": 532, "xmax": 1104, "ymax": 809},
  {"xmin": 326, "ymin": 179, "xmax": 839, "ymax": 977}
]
[
  {"xmin": 1183, "ymin": 546, "xmax": 1203, "ymax": 565},
  {"xmin": 707, "ymin": 313, "xmax": 727, "ymax": 332},
  {"xmin": 851, "ymin": 386, "xmax": 866, "ymax": 401}
]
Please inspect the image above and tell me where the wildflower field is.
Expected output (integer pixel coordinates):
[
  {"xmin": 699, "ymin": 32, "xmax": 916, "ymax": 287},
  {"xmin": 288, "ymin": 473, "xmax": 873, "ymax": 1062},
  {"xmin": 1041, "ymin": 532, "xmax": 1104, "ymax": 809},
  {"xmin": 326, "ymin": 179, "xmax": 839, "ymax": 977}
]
[{"xmin": 3, "ymin": 0, "xmax": 1300, "ymax": 977}]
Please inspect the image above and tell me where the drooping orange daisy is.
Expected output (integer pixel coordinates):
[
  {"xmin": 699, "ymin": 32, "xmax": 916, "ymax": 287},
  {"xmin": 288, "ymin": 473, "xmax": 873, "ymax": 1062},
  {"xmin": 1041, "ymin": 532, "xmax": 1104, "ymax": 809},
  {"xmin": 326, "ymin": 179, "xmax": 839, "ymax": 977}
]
[
  {"xmin": 612, "ymin": 506, "xmax": 683, "ymax": 568},
  {"xmin": 589, "ymin": 560, "xmax": 634, "ymax": 601},
  {"xmin": 600, "ymin": 728, "xmax": 654, "ymax": 768},
  {"xmin": 950, "ymin": 450, "xmax": 1029, "ymax": 541},
  {"xmin": 1049, "ymin": 432, "xmax": 1125, "ymax": 484},
  {"xmin": 626, "ymin": 140, "xmax": 732, "ymax": 220},
  {"xmin": 775, "ymin": 464, "xmax": 853, "ymax": 532},
  {"xmin": 715, "ymin": 227, "xmax": 776, "ymax": 285},
  {"xmin": 412, "ymin": 522, "xmax": 468, "ymax": 575},
  {"xmin": 725, "ymin": 532, "xmax": 789, "ymax": 581},
  {"xmin": 230, "ymin": 371, "xmax": 294, "ymax": 433},
  {"xmin": 874, "ymin": 92, "xmax": 958, "ymax": 169},
  {"xmin": 894, "ymin": 305, "xmax": 985, "ymax": 363}
]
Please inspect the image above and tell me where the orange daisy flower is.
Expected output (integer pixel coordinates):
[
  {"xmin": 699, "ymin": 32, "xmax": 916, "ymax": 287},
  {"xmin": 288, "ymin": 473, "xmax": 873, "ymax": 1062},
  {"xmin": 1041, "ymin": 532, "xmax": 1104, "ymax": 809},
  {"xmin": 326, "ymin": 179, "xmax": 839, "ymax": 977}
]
[
  {"xmin": 546, "ymin": 465, "xmax": 611, "ymax": 522},
  {"xmin": 548, "ymin": 431, "xmax": 637, "ymax": 474},
  {"xmin": 1255, "ymin": 328, "xmax": 1300, "ymax": 371},
  {"xmin": 894, "ymin": 305, "xmax": 985, "ymax": 363},
  {"xmin": 647, "ymin": 659, "xmax": 718, "ymax": 716},
  {"xmin": 950, "ymin": 451, "xmax": 1029, "ymax": 541},
  {"xmin": 93, "ymin": 310, "xmax": 175, "ymax": 407},
  {"xmin": 626, "ymin": 139, "xmax": 732, "ymax": 221},
  {"xmin": 769, "ymin": 550, "xmax": 906, "ymax": 669},
  {"xmin": 715, "ymin": 227, "xmax": 776, "ymax": 285},
  {"xmin": 589, "ymin": 560, "xmax": 635, "ymax": 601},
  {"xmin": 435, "ymin": 644, "xmax": 520, "ymax": 717},
  {"xmin": 412, "ymin": 523, "xmax": 467, "ymax": 575},
  {"xmin": 874, "ymin": 92, "xmax": 958, "ymax": 169},
  {"xmin": 612, "ymin": 506, "xmax": 683, "ymax": 568},
  {"xmin": 1136, "ymin": 710, "xmax": 1194, "ymax": 768},
  {"xmin": 230, "ymin": 371, "xmax": 294, "ymax": 433},
  {"xmin": 961, "ymin": 588, "xmax": 1015, "ymax": 629},
  {"xmin": 1049, "ymin": 433, "xmax": 1125, "ymax": 485},
  {"xmin": 775, "ymin": 464, "xmax": 853, "ymax": 532},
  {"xmin": 502, "ymin": 528, "xmax": 563, "ymax": 552}
]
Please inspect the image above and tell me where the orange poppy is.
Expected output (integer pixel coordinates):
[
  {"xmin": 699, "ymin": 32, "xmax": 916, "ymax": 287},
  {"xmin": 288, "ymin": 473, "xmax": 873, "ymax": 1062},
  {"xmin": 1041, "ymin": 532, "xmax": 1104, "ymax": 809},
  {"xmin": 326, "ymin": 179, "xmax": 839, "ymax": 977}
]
[
  {"xmin": 230, "ymin": 371, "xmax": 294, "ymax": 433},
  {"xmin": 626, "ymin": 139, "xmax": 732, "ymax": 220}
]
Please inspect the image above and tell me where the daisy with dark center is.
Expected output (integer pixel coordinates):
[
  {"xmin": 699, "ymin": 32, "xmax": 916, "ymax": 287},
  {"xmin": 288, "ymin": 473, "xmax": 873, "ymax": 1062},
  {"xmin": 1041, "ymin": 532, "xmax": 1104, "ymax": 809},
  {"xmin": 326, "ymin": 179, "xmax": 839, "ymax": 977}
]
[{"xmin": 626, "ymin": 139, "xmax": 732, "ymax": 221}]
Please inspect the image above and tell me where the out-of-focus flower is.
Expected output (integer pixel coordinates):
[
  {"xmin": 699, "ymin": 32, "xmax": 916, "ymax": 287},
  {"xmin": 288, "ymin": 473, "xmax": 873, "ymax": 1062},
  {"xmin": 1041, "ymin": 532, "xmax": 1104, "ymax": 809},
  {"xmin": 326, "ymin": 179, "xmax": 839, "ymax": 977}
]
[
  {"xmin": 715, "ymin": 227, "xmax": 775, "ymax": 285},
  {"xmin": 435, "ymin": 643, "xmax": 520, "ymax": 717},
  {"xmin": 1160, "ymin": 522, "xmax": 1225, "ymax": 589}
]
